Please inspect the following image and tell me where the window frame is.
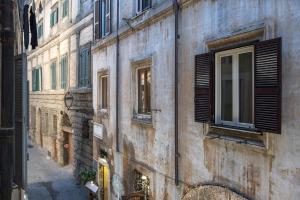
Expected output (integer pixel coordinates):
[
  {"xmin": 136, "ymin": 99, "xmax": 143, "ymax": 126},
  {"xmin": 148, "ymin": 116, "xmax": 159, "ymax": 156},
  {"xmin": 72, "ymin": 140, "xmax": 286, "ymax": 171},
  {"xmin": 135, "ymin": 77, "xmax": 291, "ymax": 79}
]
[
  {"xmin": 37, "ymin": 21, "xmax": 43, "ymax": 39},
  {"xmin": 60, "ymin": 55, "xmax": 68, "ymax": 89},
  {"xmin": 98, "ymin": 73, "xmax": 109, "ymax": 110},
  {"xmin": 32, "ymin": 67, "xmax": 42, "ymax": 92},
  {"xmin": 215, "ymin": 46, "xmax": 255, "ymax": 129},
  {"xmin": 79, "ymin": 46, "xmax": 91, "ymax": 88},
  {"xmin": 136, "ymin": 0, "xmax": 151, "ymax": 13},
  {"xmin": 136, "ymin": 66, "xmax": 151, "ymax": 116},
  {"xmin": 50, "ymin": 60, "xmax": 57, "ymax": 90},
  {"xmin": 62, "ymin": 0, "xmax": 69, "ymax": 18},
  {"xmin": 50, "ymin": 7, "xmax": 59, "ymax": 28}
]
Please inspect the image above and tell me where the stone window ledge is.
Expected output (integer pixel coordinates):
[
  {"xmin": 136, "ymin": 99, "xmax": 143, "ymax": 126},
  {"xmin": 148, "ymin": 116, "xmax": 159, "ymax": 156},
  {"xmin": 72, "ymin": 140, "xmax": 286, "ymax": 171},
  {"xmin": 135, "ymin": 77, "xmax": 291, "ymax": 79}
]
[
  {"xmin": 132, "ymin": 115, "xmax": 152, "ymax": 128},
  {"xmin": 206, "ymin": 125, "xmax": 266, "ymax": 148}
]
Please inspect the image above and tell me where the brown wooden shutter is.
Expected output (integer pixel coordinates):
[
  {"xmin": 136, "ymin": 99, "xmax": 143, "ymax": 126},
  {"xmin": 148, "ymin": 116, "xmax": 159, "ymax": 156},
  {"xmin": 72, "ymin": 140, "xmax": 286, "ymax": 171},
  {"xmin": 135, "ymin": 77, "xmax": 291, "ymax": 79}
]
[
  {"xmin": 195, "ymin": 53, "xmax": 213, "ymax": 123},
  {"xmin": 94, "ymin": 0, "xmax": 100, "ymax": 39},
  {"xmin": 255, "ymin": 37, "xmax": 282, "ymax": 133},
  {"xmin": 14, "ymin": 54, "xmax": 25, "ymax": 187}
]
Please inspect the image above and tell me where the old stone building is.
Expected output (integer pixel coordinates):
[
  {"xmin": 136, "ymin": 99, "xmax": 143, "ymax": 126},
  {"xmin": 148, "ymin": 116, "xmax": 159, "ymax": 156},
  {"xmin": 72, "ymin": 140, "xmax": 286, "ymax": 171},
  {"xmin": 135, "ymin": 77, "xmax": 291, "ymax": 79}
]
[
  {"xmin": 92, "ymin": 0, "xmax": 300, "ymax": 199},
  {"xmin": 27, "ymin": 0, "xmax": 94, "ymax": 176}
]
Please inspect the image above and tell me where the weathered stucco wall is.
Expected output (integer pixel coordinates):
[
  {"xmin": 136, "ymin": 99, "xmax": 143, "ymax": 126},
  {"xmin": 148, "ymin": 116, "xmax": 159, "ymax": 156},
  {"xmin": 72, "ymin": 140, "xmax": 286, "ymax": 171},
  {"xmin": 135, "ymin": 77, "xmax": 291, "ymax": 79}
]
[
  {"xmin": 92, "ymin": 0, "xmax": 300, "ymax": 199},
  {"xmin": 178, "ymin": 1, "xmax": 300, "ymax": 200}
]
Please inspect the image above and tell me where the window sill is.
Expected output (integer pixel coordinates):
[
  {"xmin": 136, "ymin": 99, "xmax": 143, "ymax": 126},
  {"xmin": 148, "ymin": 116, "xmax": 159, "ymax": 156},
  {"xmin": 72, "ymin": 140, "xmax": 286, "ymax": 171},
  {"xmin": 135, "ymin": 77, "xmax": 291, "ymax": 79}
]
[
  {"xmin": 207, "ymin": 124, "xmax": 265, "ymax": 148},
  {"xmin": 132, "ymin": 115, "xmax": 152, "ymax": 127}
]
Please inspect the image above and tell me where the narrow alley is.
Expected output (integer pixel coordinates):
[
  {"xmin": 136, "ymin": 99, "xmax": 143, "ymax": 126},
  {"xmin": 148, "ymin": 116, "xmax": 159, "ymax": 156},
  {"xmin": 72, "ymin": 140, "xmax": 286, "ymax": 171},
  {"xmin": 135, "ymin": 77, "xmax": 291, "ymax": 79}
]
[{"xmin": 27, "ymin": 140, "xmax": 87, "ymax": 200}]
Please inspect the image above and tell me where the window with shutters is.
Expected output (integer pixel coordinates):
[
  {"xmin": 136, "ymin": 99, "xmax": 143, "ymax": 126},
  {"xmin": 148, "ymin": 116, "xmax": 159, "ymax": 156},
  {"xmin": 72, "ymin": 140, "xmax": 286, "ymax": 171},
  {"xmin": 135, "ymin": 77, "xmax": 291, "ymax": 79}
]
[
  {"xmin": 60, "ymin": 56, "xmax": 68, "ymax": 89},
  {"xmin": 215, "ymin": 46, "xmax": 254, "ymax": 129},
  {"xmin": 50, "ymin": 61, "xmax": 57, "ymax": 90},
  {"xmin": 62, "ymin": 0, "xmax": 69, "ymax": 18},
  {"xmin": 137, "ymin": 0, "xmax": 151, "ymax": 13},
  {"xmin": 95, "ymin": 0, "xmax": 111, "ymax": 39},
  {"xmin": 32, "ymin": 67, "xmax": 42, "ymax": 92},
  {"xmin": 79, "ymin": 47, "xmax": 91, "ymax": 87},
  {"xmin": 37, "ymin": 21, "xmax": 43, "ymax": 39},
  {"xmin": 53, "ymin": 115, "xmax": 57, "ymax": 135},
  {"xmin": 194, "ymin": 38, "xmax": 281, "ymax": 134},
  {"xmin": 98, "ymin": 74, "xmax": 109, "ymax": 110},
  {"xmin": 50, "ymin": 7, "xmax": 58, "ymax": 27}
]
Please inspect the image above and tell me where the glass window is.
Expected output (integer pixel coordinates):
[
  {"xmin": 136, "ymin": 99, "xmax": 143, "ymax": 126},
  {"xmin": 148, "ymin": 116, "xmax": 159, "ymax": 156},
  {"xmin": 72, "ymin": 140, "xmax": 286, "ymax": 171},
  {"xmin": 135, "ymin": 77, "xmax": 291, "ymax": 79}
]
[
  {"xmin": 221, "ymin": 56, "xmax": 233, "ymax": 121},
  {"xmin": 137, "ymin": 0, "xmax": 151, "ymax": 13},
  {"xmin": 38, "ymin": 22, "xmax": 43, "ymax": 39},
  {"xmin": 50, "ymin": 8, "xmax": 58, "ymax": 27},
  {"xmin": 60, "ymin": 56, "xmax": 68, "ymax": 89},
  {"xmin": 137, "ymin": 67, "xmax": 151, "ymax": 114},
  {"xmin": 99, "ymin": 75, "xmax": 108, "ymax": 109},
  {"xmin": 51, "ymin": 61, "xmax": 56, "ymax": 89},
  {"xmin": 79, "ymin": 48, "xmax": 90, "ymax": 87},
  {"xmin": 215, "ymin": 46, "xmax": 254, "ymax": 128},
  {"xmin": 62, "ymin": 0, "xmax": 69, "ymax": 18}
]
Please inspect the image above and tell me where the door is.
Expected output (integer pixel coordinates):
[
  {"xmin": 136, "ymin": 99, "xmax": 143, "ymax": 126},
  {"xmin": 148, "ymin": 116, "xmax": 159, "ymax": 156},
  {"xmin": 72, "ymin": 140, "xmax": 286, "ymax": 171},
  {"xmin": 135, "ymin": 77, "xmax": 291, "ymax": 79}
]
[
  {"xmin": 63, "ymin": 132, "xmax": 73, "ymax": 165},
  {"xmin": 98, "ymin": 164, "xmax": 109, "ymax": 200}
]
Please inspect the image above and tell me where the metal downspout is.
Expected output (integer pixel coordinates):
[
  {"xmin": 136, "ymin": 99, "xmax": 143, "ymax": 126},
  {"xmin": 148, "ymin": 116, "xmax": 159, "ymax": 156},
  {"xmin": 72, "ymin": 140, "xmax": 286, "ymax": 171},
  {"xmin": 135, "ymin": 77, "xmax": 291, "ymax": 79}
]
[
  {"xmin": 116, "ymin": 0, "xmax": 120, "ymax": 152},
  {"xmin": 174, "ymin": 0, "xmax": 179, "ymax": 186}
]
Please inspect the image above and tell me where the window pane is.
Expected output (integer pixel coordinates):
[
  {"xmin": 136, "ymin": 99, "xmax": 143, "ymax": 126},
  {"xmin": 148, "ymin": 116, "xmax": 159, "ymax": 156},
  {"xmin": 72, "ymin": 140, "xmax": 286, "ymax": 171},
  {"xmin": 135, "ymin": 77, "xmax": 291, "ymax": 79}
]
[
  {"xmin": 221, "ymin": 56, "xmax": 233, "ymax": 121},
  {"xmin": 239, "ymin": 52, "xmax": 253, "ymax": 124},
  {"xmin": 146, "ymin": 69, "xmax": 151, "ymax": 112},
  {"xmin": 102, "ymin": 76, "xmax": 107, "ymax": 108},
  {"xmin": 138, "ymin": 69, "xmax": 145, "ymax": 113}
]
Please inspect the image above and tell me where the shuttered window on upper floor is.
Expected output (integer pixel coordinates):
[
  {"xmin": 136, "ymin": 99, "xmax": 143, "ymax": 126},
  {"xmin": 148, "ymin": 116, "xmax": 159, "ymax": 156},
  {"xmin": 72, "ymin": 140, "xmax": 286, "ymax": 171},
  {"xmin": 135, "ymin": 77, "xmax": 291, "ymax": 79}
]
[
  {"xmin": 32, "ymin": 67, "xmax": 42, "ymax": 92},
  {"xmin": 79, "ymin": 47, "xmax": 91, "ymax": 87},
  {"xmin": 50, "ymin": 61, "xmax": 57, "ymax": 90},
  {"xmin": 194, "ymin": 37, "xmax": 282, "ymax": 134},
  {"xmin": 50, "ymin": 7, "xmax": 58, "ymax": 27},
  {"xmin": 62, "ymin": 0, "xmax": 69, "ymax": 18},
  {"xmin": 94, "ymin": 0, "xmax": 111, "ymax": 39},
  {"xmin": 60, "ymin": 56, "xmax": 68, "ymax": 89}
]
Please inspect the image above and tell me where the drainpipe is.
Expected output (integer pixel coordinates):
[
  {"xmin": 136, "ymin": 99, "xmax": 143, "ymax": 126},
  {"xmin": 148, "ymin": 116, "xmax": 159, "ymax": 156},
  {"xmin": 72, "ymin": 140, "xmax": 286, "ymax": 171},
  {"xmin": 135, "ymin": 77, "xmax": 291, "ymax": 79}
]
[
  {"xmin": 116, "ymin": 0, "xmax": 120, "ymax": 152},
  {"xmin": 173, "ymin": 0, "xmax": 179, "ymax": 186},
  {"xmin": 0, "ymin": 0, "xmax": 16, "ymax": 198}
]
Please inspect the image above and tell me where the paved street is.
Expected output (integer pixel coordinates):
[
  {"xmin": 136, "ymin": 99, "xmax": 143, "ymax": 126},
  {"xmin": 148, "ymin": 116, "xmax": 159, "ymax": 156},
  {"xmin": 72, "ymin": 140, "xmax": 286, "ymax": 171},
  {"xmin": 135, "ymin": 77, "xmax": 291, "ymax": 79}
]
[{"xmin": 27, "ymin": 140, "xmax": 87, "ymax": 200}]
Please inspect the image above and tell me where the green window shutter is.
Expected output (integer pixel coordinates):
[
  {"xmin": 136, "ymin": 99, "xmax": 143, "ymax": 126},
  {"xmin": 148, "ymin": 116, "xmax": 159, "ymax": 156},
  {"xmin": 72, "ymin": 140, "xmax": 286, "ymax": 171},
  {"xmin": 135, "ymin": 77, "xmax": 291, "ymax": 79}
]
[
  {"xmin": 32, "ymin": 70, "xmax": 35, "ymax": 91},
  {"xmin": 36, "ymin": 69, "xmax": 39, "ymax": 91},
  {"xmin": 63, "ymin": 0, "xmax": 68, "ymax": 17},
  {"xmin": 50, "ymin": 12, "xmax": 53, "ymax": 27},
  {"xmin": 51, "ymin": 63, "xmax": 56, "ymax": 89},
  {"xmin": 61, "ymin": 57, "xmax": 68, "ymax": 89}
]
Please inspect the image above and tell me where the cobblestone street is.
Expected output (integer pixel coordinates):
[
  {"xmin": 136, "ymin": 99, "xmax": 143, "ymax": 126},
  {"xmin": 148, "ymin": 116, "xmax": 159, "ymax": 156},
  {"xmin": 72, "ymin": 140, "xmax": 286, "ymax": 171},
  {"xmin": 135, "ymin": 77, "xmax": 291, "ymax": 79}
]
[{"xmin": 27, "ymin": 140, "xmax": 87, "ymax": 200}]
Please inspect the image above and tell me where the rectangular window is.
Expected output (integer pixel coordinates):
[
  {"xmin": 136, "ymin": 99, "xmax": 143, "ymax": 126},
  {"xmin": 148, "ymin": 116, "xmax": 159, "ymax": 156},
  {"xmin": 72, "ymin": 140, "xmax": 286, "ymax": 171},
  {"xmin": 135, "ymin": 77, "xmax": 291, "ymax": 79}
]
[
  {"xmin": 50, "ymin": 61, "xmax": 57, "ymax": 89},
  {"xmin": 137, "ymin": 67, "xmax": 151, "ymax": 114},
  {"xmin": 62, "ymin": 0, "xmax": 69, "ymax": 18},
  {"xmin": 32, "ymin": 67, "xmax": 42, "ymax": 92},
  {"xmin": 38, "ymin": 22, "xmax": 43, "ymax": 39},
  {"xmin": 50, "ymin": 7, "xmax": 58, "ymax": 27},
  {"xmin": 137, "ymin": 0, "xmax": 151, "ymax": 13},
  {"xmin": 79, "ymin": 47, "xmax": 90, "ymax": 87},
  {"xmin": 60, "ymin": 56, "xmax": 68, "ymax": 89},
  {"xmin": 215, "ymin": 46, "xmax": 254, "ymax": 128},
  {"xmin": 95, "ymin": 0, "xmax": 111, "ymax": 39},
  {"xmin": 98, "ymin": 75, "xmax": 109, "ymax": 109}
]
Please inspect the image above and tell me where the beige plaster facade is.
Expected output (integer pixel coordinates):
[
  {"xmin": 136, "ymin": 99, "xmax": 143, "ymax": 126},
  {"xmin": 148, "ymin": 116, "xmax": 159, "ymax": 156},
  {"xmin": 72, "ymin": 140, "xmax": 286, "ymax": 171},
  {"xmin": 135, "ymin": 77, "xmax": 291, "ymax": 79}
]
[{"xmin": 27, "ymin": 0, "xmax": 94, "ymax": 177}]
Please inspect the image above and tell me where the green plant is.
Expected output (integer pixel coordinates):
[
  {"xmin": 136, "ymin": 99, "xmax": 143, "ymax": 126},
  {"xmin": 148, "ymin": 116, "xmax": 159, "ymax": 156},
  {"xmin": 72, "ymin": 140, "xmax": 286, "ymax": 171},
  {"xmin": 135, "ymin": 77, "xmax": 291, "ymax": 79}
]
[{"xmin": 79, "ymin": 168, "xmax": 96, "ymax": 184}]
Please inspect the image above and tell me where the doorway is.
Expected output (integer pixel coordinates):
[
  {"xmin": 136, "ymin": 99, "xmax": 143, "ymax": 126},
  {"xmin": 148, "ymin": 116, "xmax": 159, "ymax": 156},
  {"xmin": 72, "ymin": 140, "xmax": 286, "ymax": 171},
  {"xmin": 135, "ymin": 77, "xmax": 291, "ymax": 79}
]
[
  {"xmin": 38, "ymin": 109, "xmax": 43, "ymax": 147},
  {"xmin": 63, "ymin": 131, "xmax": 73, "ymax": 165},
  {"xmin": 98, "ymin": 162, "xmax": 110, "ymax": 200}
]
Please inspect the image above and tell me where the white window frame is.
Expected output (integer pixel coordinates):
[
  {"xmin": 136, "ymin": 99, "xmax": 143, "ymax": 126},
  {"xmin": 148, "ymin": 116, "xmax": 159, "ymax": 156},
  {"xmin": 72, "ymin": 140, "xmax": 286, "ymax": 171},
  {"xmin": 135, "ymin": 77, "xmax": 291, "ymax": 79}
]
[
  {"xmin": 136, "ymin": 0, "xmax": 151, "ymax": 14},
  {"xmin": 135, "ymin": 65, "xmax": 151, "ymax": 118},
  {"xmin": 215, "ymin": 46, "xmax": 255, "ymax": 129},
  {"xmin": 98, "ymin": 74, "xmax": 109, "ymax": 111}
]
